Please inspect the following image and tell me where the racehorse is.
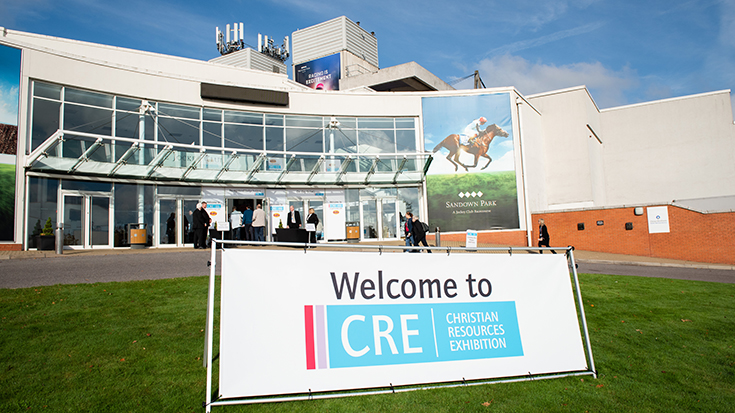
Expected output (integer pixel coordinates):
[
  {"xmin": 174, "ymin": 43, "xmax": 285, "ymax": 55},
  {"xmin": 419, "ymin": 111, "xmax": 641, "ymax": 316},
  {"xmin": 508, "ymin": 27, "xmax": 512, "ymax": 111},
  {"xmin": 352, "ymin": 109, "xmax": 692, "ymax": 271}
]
[{"xmin": 431, "ymin": 123, "xmax": 509, "ymax": 171}]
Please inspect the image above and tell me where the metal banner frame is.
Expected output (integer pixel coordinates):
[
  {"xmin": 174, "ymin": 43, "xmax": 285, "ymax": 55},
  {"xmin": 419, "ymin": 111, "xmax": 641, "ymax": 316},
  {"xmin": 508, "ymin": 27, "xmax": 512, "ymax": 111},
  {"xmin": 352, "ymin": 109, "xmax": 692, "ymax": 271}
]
[{"xmin": 202, "ymin": 241, "xmax": 596, "ymax": 411}]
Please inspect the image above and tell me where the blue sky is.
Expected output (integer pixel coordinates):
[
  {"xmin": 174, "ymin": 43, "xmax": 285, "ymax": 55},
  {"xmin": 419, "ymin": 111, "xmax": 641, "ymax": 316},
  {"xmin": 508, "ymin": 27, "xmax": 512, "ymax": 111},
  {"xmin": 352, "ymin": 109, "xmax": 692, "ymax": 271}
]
[{"xmin": 1, "ymin": 0, "xmax": 734, "ymax": 117}]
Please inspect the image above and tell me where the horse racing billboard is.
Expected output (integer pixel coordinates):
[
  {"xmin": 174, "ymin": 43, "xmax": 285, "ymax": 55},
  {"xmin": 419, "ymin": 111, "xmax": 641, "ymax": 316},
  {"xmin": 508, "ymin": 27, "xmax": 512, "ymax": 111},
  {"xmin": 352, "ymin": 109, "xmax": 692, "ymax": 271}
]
[
  {"xmin": 217, "ymin": 249, "xmax": 591, "ymax": 399},
  {"xmin": 422, "ymin": 94, "xmax": 519, "ymax": 232}
]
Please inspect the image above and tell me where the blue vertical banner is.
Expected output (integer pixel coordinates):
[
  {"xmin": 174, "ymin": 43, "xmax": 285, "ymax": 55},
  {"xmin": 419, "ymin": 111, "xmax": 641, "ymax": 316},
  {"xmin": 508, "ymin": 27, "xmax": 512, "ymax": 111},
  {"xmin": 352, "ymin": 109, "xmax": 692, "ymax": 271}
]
[{"xmin": 0, "ymin": 44, "xmax": 21, "ymax": 241}]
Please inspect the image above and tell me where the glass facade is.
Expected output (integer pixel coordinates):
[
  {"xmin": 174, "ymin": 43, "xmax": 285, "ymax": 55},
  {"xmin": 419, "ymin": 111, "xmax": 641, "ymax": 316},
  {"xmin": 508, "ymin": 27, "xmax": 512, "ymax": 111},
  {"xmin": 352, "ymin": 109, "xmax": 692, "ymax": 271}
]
[{"xmin": 23, "ymin": 81, "xmax": 427, "ymax": 249}]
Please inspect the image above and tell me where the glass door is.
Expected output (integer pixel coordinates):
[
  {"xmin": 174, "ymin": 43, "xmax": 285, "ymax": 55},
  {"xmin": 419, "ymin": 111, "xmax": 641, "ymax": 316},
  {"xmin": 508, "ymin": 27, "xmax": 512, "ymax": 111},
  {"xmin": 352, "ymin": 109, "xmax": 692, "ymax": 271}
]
[
  {"xmin": 158, "ymin": 197, "xmax": 199, "ymax": 247},
  {"xmin": 90, "ymin": 196, "xmax": 111, "ymax": 246},
  {"xmin": 381, "ymin": 199, "xmax": 398, "ymax": 239},
  {"xmin": 62, "ymin": 195, "xmax": 84, "ymax": 247},
  {"xmin": 361, "ymin": 199, "xmax": 378, "ymax": 240},
  {"xmin": 305, "ymin": 199, "xmax": 324, "ymax": 241},
  {"xmin": 159, "ymin": 198, "xmax": 177, "ymax": 246},
  {"xmin": 182, "ymin": 199, "xmax": 198, "ymax": 245}
]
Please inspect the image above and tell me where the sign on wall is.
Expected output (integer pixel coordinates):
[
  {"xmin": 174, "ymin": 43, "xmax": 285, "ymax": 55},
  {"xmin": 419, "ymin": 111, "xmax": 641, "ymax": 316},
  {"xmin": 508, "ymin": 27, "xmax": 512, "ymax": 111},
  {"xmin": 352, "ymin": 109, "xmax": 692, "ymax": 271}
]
[
  {"xmin": 295, "ymin": 54, "xmax": 341, "ymax": 91},
  {"xmin": 647, "ymin": 206, "xmax": 670, "ymax": 234},
  {"xmin": 0, "ymin": 44, "xmax": 21, "ymax": 242},
  {"xmin": 218, "ymin": 249, "xmax": 590, "ymax": 399},
  {"xmin": 422, "ymin": 94, "xmax": 520, "ymax": 233}
]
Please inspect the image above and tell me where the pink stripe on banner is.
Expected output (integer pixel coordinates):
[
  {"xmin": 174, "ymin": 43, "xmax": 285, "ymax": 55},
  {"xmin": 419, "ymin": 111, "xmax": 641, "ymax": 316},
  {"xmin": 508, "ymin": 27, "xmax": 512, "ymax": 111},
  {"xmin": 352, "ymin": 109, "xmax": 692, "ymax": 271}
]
[
  {"xmin": 304, "ymin": 305, "xmax": 316, "ymax": 370},
  {"xmin": 315, "ymin": 305, "xmax": 328, "ymax": 369}
]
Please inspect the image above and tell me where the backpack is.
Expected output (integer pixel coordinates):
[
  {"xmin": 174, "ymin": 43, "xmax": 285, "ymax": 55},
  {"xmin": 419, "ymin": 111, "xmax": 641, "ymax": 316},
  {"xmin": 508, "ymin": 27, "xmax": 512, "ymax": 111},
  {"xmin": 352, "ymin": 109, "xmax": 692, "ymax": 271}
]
[{"xmin": 421, "ymin": 222, "xmax": 429, "ymax": 232}]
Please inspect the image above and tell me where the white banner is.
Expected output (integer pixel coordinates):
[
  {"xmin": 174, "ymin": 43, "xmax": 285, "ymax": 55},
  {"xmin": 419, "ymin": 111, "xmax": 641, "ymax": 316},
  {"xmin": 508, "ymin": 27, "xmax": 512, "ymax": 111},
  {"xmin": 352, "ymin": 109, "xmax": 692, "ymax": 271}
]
[
  {"xmin": 219, "ymin": 250, "xmax": 588, "ymax": 399},
  {"xmin": 647, "ymin": 206, "xmax": 670, "ymax": 233}
]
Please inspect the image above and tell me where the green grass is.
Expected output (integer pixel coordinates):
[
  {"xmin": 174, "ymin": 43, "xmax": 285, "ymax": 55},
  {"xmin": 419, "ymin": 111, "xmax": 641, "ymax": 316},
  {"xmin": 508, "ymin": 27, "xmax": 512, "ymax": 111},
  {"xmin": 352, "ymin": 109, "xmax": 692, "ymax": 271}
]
[{"xmin": 1, "ymin": 274, "xmax": 733, "ymax": 412}]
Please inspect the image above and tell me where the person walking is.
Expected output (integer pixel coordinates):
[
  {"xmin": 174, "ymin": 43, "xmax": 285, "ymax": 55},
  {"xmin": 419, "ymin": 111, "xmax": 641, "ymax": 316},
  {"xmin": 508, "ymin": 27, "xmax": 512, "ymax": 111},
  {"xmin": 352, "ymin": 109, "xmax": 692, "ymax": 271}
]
[
  {"xmin": 403, "ymin": 212, "xmax": 414, "ymax": 252},
  {"xmin": 251, "ymin": 203, "xmax": 266, "ymax": 242},
  {"xmin": 538, "ymin": 218, "xmax": 556, "ymax": 254},
  {"xmin": 411, "ymin": 214, "xmax": 432, "ymax": 253}
]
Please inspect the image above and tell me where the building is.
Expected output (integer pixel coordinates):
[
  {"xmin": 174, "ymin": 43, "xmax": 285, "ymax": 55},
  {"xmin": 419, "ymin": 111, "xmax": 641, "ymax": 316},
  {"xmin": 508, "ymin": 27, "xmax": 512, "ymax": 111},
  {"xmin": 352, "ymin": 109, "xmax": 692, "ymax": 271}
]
[{"xmin": 0, "ymin": 16, "xmax": 733, "ymax": 265}]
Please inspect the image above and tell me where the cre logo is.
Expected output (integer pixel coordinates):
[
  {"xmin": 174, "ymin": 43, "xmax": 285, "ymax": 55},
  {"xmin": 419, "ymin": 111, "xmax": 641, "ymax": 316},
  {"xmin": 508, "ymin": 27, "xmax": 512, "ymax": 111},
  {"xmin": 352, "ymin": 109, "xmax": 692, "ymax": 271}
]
[{"xmin": 304, "ymin": 302, "xmax": 523, "ymax": 370}]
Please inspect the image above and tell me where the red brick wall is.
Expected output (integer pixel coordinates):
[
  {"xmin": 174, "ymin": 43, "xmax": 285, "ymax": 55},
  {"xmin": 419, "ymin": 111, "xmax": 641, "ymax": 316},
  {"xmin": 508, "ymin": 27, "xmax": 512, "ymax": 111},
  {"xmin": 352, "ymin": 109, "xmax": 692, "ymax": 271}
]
[
  {"xmin": 427, "ymin": 230, "xmax": 527, "ymax": 247},
  {"xmin": 0, "ymin": 243, "xmax": 22, "ymax": 251},
  {"xmin": 532, "ymin": 206, "xmax": 735, "ymax": 265}
]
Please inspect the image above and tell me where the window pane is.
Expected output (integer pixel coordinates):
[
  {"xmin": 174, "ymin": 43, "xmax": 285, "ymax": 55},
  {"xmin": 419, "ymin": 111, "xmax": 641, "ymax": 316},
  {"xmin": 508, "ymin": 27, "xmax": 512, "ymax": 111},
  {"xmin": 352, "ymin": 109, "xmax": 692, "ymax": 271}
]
[
  {"xmin": 203, "ymin": 108, "xmax": 222, "ymax": 122},
  {"xmin": 331, "ymin": 128, "xmax": 357, "ymax": 154},
  {"xmin": 157, "ymin": 185, "xmax": 201, "ymax": 195},
  {"xmin": 224, "ymin": 124, "xmax": 263, "ymax": 150},
  {"xmin": 396, "ymin": 129, "xmax": 416, "ymax": 152},
  {"xmin": 359, "ymin": 129, "xmax": 395, "ymax": 153},
  {"xmin": 265, "ymin": 114, "xmax": 283, "ymax": 126},
  {"xmin": 115, "ymin": 111, "xmax": 139, "ymax": 138},
  {"xmin": 358, "ymin": 118, "xmax": 393, "ymax": 129},
  {"xmin": 116, "ymin": 97, "xmax": 141, "ymax": 112},
  {"xmin": 203, "ymin": 122, "xmax": 221, "ymax": 147},
  {"xmin": 285, "ymin": 115, "xmax": 322, "ymax": 127},
  {"xmin": 158, "ymin": 103, "xmax": 200, "ymax": 119},
  {"xmin": 286, "ymin": 128, "xmax": 323, "ymax": 152},
  {"xmin": 158, "ymin": 117, "xmax": 199, "ymax": 145},
  {"xmin": 31, "ymin": 98, "xmax": 60, "ymax": 151},
  {"xmin": 114, "ymin": 183, "xmax": 154, "ymax": 247},
  {"xmin": 65, "ymin": 88, "xmax": 113, "ymax": 108},
  {"xmin": 224, "ymin": 111, "xmax": 262, "ymax": 125},
  {"xmin": 27, "ymin": 177, "xmax": 59, "ymax": 248},
  {"xmin": 334, "ymin": 117, "xmax": 356, "ymax": 129},
  {"xmin": 34, "ymin": 82, "xmax": 61, "ymax": 100},
  {"xmin": 395, "ymin": 118, "xmax": 415, "ymax": 128},
  {"xmin": 265, "ymin": 127, "xmax": 284, "ymax": 151},
  {"xmin": 64, "ymin": 103, "xmax": 113, "ymax": 135},
  {"xmin": 62, "ymin": 179, "xmax": 112, "ymax": 191}
]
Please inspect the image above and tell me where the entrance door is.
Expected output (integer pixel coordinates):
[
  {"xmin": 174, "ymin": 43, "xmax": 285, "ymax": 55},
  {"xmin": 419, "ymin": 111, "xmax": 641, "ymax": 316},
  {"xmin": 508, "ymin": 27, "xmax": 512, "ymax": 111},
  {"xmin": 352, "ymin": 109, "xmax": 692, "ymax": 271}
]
[
  {"xmin": 361, "ymin": 199, "xmax": 378, "ymax": 240},
  {"xmin": 381, "ymin": 199, "xmax": 398, "ymax": 239},
  {"xmin": 61, "ymin": 193, "xmax": 112, "ymax": 248},
  {"xmin": 158, "ymin": 198, "xmax": 199, "ymax": 247},
  {"xmin": 305, "ymin": 199, "xmax": 324, "ymax": 242}
]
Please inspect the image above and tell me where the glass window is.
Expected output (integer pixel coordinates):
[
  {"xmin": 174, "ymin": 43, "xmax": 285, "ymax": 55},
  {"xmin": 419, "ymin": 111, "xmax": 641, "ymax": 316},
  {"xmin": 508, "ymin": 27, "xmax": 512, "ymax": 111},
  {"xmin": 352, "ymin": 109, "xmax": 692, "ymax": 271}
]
[
  {"xmin": 224, "ymin": 111, "xmax": 262, "ymax": 125},
  {"xmin": 65, "ymin": 87, "xmax": 113, "ymax": 108},
  {"xmin": 396, "ymin": 129, "xmax": 416, "ymax": 153},
  {"xmin": 158, "ymin": 117, "xmax": 199, "ymax": 145},
  {"xmin": 114, "ymin": 183, "xmax": 154, "ymax": 247},
  {"xmin": 31, "ymin": 98, "xmax": 60, "ymax": 151},
  {"xmin": 334, "ymin": 117, "xmax": 356, "ymax": 129},
  {"xmin": 203, "ymin": 108, "xmax": 222, "ymax": 122},
  {"xmin": 115, "ymin": 111, "xmax": 140, "ymax": 139},
  {"xmin": 224, "ymin": 124, "xmax": 263, "ymax": 150},
  {"xmin": 64, "ymin": 103, "xmax": 113, "ymax": 135},
  {"xmin": 62, "ymin": 179, "xmax": 112, "ymax": 192},
  {"xmin": 358, "ymin": 118, "xmax": 393, "ymax": 129},
  {"xmin": 34, "ymin": 82, "xmax": 61, "ymax": 100},
  {"xmin": 359, "ymin": 129, "xmax": 395, "ymax": 153},
  {"xmin": 202, "ymin": 122, "xmax": 221, "ymax": 148},
  {"xmin": 286, "ymin": 115, "xmax": 322, "ymax": 128},
  {"xmin": 395, "ymin": 118, "xmax": 415, "ymax": 129},
  {"xmin": 157, "ymin": 185, "xmax": 201, "ymax": 195},
  {"xmin": 158, "ymin": 103, "xmax": 200, "ymax": 120},
  {"xmin": 265, "ymin": 114, "xmax": 283, "ymax": 126},
  {"xmin": 330, "ymin": 128, "xmax": 358, "ymax": 154},
  {"xmin": 286, "ymin": 128, "xmax": 323, "ymax": 153},
  {"xmin": 398, "ymin": 187, "xmax": 420, "ymax": 215},
  {"xmin": 116, "ymin": 97, "xmax": 141, "ymax": 112},
  {"xmin": 265, "ymin": 127, "xmax": 284, "ymax": 151},
  {"xmin": 345, "ymin": 189, "xmax": 360, "ymax": 223},
  {"xmin": 27, "ymin": 177, "xmax": 59, "ymax": 248}
]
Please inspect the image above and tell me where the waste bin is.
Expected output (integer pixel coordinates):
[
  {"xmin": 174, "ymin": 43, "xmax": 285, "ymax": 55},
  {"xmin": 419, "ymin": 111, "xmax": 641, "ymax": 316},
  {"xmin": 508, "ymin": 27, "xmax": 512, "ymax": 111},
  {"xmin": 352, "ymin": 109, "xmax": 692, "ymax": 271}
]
[
  {"xmin": 345, "ymin": 222, "xmax": 360, "ymax": 242},
  {"xmin": 128, "ymin": 223, "xmax": 148, "ymax": 249}
]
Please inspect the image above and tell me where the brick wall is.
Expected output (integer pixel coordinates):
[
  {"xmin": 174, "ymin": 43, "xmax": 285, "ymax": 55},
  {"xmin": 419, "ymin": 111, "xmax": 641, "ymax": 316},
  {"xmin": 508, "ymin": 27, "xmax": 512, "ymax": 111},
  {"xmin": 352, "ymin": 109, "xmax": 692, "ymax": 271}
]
[
  {"xmin": 532, "ymin": 206, "xmax": 735, "ymax": 265},
  {"xmin": 0, "ymin": 243, "xmax": 23, "ymax": 251},
  {"xmin": 427, "ymin": 230, "xmax": 527, "ymax": 247}
]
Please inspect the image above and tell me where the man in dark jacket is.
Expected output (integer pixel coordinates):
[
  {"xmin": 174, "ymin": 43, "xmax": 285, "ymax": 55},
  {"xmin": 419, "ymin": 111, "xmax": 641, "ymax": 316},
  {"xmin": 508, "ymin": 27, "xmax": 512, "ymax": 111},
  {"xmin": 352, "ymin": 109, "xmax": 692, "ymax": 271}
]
[
  {"xmin": 192, "ymin": 202, "xmax": 210, "ymax": 249},
  {"xmin": 411, "ymin": 215, "xmax": 432, "ymax": 253}
]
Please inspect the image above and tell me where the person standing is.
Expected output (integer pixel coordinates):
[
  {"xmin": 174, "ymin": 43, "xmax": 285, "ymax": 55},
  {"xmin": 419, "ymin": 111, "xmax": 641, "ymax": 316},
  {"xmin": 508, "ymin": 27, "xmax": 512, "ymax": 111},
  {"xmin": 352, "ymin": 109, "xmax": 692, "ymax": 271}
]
[
  {"xmin": 538, "ymin": 218, "xmax": 556, "ymax": 254},
  {"xmin": 305, "ymin": 207, "xmax": 319, "ymax": 244},
  {"xmin": 251, "ymin": 203, "xmax": 266, "ymax": 242},
  {"xmin": 411, "ymin": 214, "xmax": 432, "ymax": 253},
  {"xmin": 193, "ymin": 202, "xmax": 211, "ymax": 249},
  {"xmin": 230, "ymin": 206, "xmax": 243, "ymax": 241},
  {"xmin": 242, "ymin": 205, "xmax": 253, "ymax": 241},
  {"xmin": 287, "ymin": 205, "xmax": 301, "ymax": 229},
  {"xmin": 403, "ymin": 212, "xmax": 414, "ymax": 252}
]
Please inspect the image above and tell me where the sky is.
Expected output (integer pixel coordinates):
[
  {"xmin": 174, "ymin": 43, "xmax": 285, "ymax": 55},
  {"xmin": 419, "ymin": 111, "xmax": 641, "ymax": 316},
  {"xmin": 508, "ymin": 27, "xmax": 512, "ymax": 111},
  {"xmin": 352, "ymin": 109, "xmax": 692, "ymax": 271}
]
[{"xmin": 1, "ymin": 0, "xmax": 734, "ymax": 118}]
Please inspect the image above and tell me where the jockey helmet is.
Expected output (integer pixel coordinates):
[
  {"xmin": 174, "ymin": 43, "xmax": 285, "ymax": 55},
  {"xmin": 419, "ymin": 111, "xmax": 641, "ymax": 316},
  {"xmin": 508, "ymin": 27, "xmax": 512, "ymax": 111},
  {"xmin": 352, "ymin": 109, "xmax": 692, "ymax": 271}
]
[{"xmin": 479, "ymin": 117, "xmax": 487, "ymax": 123}]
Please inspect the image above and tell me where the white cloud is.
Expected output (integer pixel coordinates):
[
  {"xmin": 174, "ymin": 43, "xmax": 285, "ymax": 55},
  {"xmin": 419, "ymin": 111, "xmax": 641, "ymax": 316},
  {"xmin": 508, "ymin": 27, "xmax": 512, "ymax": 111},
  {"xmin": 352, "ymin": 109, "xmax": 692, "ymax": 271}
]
[
  {"xmin": 0, "ymin": 85, "xmax": 19, "ymax": 125},
  {"xmin": 475, "ymin": 54, "xmax": 638, "ymax": 108}
]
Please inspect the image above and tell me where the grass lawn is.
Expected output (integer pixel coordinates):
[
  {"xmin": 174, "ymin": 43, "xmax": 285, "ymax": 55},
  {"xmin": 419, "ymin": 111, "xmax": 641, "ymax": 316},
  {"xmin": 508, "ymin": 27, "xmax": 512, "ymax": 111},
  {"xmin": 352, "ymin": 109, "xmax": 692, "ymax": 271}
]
[{"xmin": 1, "ymin": 273, "xmax": 733, "ymax": 412}]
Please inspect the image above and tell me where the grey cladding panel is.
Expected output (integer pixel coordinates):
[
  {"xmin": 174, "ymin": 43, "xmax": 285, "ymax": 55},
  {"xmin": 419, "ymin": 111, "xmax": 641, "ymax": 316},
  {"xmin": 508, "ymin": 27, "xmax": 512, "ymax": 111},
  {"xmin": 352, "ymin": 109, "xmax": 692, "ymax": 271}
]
[{"xmin": 201, "ymin": 83, "xmax": 289, "ymax": 106}]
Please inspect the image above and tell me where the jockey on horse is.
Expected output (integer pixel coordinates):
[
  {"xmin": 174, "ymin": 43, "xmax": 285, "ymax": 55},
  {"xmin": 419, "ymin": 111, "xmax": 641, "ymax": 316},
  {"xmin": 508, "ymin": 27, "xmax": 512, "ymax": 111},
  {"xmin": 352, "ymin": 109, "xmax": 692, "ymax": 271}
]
[{"xmin": 460, "ymin": 116, "xmax": 487, "ymax": 146}]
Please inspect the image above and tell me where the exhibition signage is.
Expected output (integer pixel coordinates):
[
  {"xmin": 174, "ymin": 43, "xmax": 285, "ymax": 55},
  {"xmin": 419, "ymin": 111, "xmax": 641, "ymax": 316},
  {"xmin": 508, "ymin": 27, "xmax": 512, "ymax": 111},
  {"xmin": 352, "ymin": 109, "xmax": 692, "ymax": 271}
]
[
  {"xmin": 647, "ymin": 206, "xmax": 670, "ymax": 234},
  {"xmin": 214, "ymin": 249, "xmax": 592, "ymax": 402}
]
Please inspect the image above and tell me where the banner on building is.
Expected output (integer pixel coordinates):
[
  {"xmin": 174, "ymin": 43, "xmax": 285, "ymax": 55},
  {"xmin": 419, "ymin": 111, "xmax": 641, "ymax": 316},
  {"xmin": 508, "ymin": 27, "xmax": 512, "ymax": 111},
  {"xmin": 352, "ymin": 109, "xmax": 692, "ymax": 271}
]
[
  {"xmin": 295, "ymin": 54, "xmax": 341, "ymax": 91},
  {"xmin": 0, "ymin": 44, "xmax": 21, "ymax": 241},
  {"xmin": 217, "ymin": 249, "xmax": 590, "ymax": 399},
  {"xmin": 647, "ymin": 206, "xmax": 670, "ymax": 234},
  {"xmin": 422, "ymin": 94, "xmax": 519, "ymax": 232}
]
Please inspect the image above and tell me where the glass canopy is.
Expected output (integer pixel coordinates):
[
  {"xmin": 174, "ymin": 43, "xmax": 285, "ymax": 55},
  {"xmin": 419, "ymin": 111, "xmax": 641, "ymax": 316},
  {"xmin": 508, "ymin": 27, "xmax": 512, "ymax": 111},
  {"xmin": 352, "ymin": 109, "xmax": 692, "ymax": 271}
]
[{"xmin": 26, "ymin": 130, "xmax": 432, "ymax": 185}]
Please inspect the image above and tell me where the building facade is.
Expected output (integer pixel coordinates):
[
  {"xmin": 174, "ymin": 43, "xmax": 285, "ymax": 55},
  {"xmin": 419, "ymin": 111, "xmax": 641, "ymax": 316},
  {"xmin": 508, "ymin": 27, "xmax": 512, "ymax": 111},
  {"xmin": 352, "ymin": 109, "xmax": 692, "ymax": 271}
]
[{"xmin": 1, "ymin": 18, "xmax": 734, "ymax": 264}]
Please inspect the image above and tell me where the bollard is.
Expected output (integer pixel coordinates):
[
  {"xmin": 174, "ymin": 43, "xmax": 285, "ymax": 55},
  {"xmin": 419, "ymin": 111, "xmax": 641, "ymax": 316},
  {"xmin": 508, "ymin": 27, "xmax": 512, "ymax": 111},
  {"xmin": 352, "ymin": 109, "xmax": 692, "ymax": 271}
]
[
  {"xmin": 55, "ymin": 223, "xmax": 64, "ymax": 255},
  {"xmin": 435, "ymin": 226, "xmax": 441, "ymax": 247}
]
